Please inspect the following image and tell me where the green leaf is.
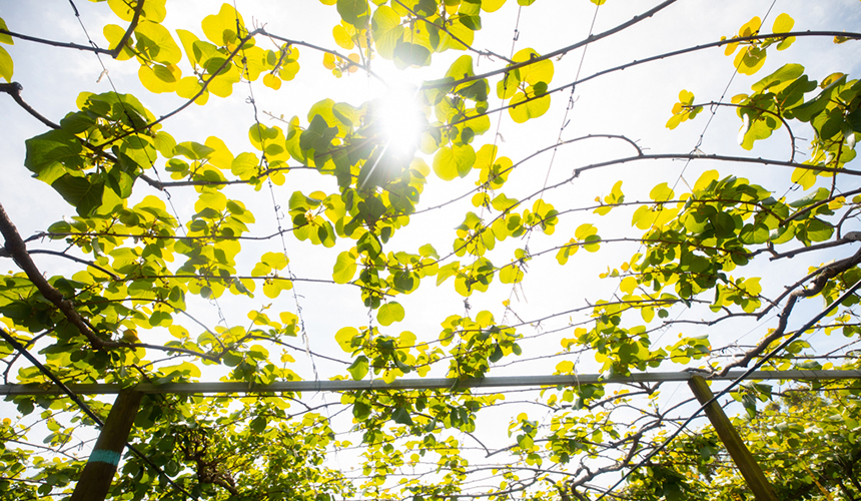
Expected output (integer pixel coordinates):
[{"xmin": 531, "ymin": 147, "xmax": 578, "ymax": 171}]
[
  {"xmin": 24, "ymin": 130, "xmax": 84, "ymax": 182},
  {"xmin": 333, "ymin": 250, "xmax": 358, "ymax": 284},
  {"xmin": 300, "ymin": 114, "xmax": 338, "ymax": 152},
  {"xmin": 59, "ymin": 112, "xmax": 96, "ymax": 134},
  {"xmin": 249, "ymin": 416, "xmax": 267, "ymax": 433},
  {"xmin": 489, "ymin": 344, "xmax": 503, "ymax": 363},
  {"xmin": 347, "ymin": 355, "xmax": 369, "ymax": 380},
  {"xmin": 371, "ymin": 5, "xmax": 403, "ymax": 59},
  {"xmin": 445, "ymin": 55, "xmax": 475, "ymax": 82},
  {"xmin": 393, "ymin": 42, "xmax": 431, "ymax": 69},
  {"xmin": 710, "ymin": 212, "xmax": 737, "ymax": 239},
  {"xmin": 392, "ymin": 406, "xmax": 414, "ymax": 426},
  {"xmin": 174, "ymin": 141, "xmax": 215, "ymax": 160},
  {"xmin": 51, "ymin": 174, "xmax": 104, "ymax": 216},
  {"xmin": 352, "ymin": 401, "xmax": 371, "ymax": 420},
  {"xmin": 46, "ymin": 220, "xmax": 72, "ymax": 234},
  {"xmin": 337, "ymin": 0, "xmax": 370, "ymax": 27},
  {"xmin": 751, "ymin": 63, "xmax": 804, "ymax": 93}
]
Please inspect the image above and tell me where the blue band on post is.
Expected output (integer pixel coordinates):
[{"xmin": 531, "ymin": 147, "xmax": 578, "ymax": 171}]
[{"xmin": 89, "ymin": 449, "xmax": 121, "ymax": 466}]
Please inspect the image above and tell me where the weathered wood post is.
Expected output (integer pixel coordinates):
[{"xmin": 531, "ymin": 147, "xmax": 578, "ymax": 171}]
[
  {"xmin": 687, "ymin": 375, "xmax": 779, "ymax": 501},
  {"xmin": 70, "ymin": 389, "xmax": 143, "ymax": 501}
]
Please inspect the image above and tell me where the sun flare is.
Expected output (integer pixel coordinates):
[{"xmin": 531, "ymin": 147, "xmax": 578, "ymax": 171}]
[{"xmin": 373, "ymin": 85, "xmax": 425, "ymax": 159}]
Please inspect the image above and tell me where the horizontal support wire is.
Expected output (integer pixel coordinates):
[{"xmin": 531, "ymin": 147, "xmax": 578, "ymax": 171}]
[{"xmin": 2, "ymin": 370, "xmax": 858, "ymax": 396}]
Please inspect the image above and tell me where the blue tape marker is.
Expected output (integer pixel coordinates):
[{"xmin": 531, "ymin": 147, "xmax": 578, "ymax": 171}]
[{"xmin": 89, "ymin": 449, "xmax": 121, "ymax": 466}]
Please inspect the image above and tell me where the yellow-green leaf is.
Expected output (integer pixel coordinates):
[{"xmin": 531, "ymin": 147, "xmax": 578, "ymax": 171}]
[
  {"xmin": 0, "ymin": 45, "xmax": 12, "ymax": 82},
  {"xmin": 649, "ymin": 182, "xmax": 674, "ymax": 202},
  {"xmin": 135, "ymin": 20, "xmax": 182, "ymax": 64},
  {"xmin": 262, "ymin": 252, "xmax": 289, "ymax": 270},
  {"xmin": 620, "ymin": 277, "xmax": 638, "ymax": 295},
  {"xmin": 499, "ymin": 264, "xmax": 524, "ymax": 284},
  {"xmin": 337, "ymin": 0, "xmax": 370, "ymax": 27},
  {"xmin": 194, "ymin": 190, "xmax": 227, "ymax": 213},
  {"xmin": 575, "ymin": 223, "xmax": 597, "ymax": 240},
  {"xmin": 103, "ymin": 24, "xmax": 134, "ymax": 60},
  {"xmin": 107, "ymin": 0, "xmax": 137, "ymax": 21},
  {"xmin": 738, "ymin": 16, "xmax": 761, "ymax": 38},
  {"xmin": 335, "ymin": 326, "xmax": 359, "ymax": 352},
  {"xmin": 333, "ymin": 250, "xmax": 358, "ymax": 284},
  {"xmin": 378, "ymin": 302, "xmax": 405, "ymax": 326},
  {"xmin": 641, "ymin": 306, "xmax": 655, "ymax": 323},
  {"xmin": 263, "ymin": 278, "xmax": 292, "ymax": 298},
  {"xmin": 512, "ymin": 48, "xmax": 553, "ymax": 86},
  {"xmin": 138, "ymin": 64, "xmax": 180, "ymax": 93},
  {"xmin": 347, "ymin": 355, "xmax": 369, "ymax": 380},
  {"xmin": 0, "ymin": 18, "xmax": 13, "ymax": 45},
  {"xmin": 481, "ymin": 0, "xmax": 506, "ymax": 12},
  {"xmin": 263, "ymin": 72, "xmax": 282, "ymax": 90},
  {"xmin": 433, "ymin": 145, "xmax": 476, "ymax": 181},
  {"xmin": 734, "ymin": 46, "xmax": 767, "ymax": 76},
  {"xmin": 333, "ymin": 24, "xmax": 354, "ymax": 49},
  {"xmin": 176, "ymin": 76, "xmax": 208, "ymax": 105},
  {"xmin": 202, "ymin": 3, "xmax": 245, "ymax": 47},
  {"xmin": 772, "ymin": 13, "xmax": 794, "ymax": 33},
  {"xmin": 509, "ymin": 91, "xmax": 550, "ymax": 123},
  {"xmin": 791, "ymin": 166, "xmax": 816, "ymax": 190},
  {"xmin": 693, "ymin": 170, "xmax": 719, "ymax": 192}
]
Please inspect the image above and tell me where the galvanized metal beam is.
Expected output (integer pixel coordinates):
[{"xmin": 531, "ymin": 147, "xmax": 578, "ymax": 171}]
[{"xmin": 1, "ymin": 369, "xmax": 858, "ymax": 396}]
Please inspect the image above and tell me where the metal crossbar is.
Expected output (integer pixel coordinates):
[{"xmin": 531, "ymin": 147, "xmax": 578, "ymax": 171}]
[{"xmin": 2, "ymin": 369, "xmax": 858, "ymax": 396}]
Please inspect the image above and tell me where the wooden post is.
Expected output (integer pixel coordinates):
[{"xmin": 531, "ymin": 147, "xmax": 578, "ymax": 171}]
[
  {"xmin": 70, "ymin": 389, "xmax": 143, "ymax": 501},
  {"xmin": 687, "ymin": 376, "xmax": 779, "ymax": 501}
]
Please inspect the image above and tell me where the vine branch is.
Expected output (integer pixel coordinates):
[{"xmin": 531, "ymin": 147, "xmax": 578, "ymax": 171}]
[
  {"xmin": 721, "ymin": 245, "xmax": 861, "ymax": 375},
  {"xmin": 0, "ymin": 0, "xmax": 143, "ymax": 59}
]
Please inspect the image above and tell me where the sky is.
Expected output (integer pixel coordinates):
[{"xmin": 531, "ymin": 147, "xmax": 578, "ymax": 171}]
[{"xmin": 1, "ymin": 0, "xmax": 861, "ymax": 496}]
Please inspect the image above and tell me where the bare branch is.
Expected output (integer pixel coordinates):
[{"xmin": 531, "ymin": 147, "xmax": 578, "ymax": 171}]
[
  {"xmin": 420, "ymin": 0, "xmax": 681, "ymax": 90},
  {"xmin": 0, "ymin": 28, "xmax": 113, "ymax": 55},
  {"xmin": 721, "ymin": 246, "xmax": 861, "ymax": 375},
  {"xmin": 110, "ymin": 0, "xmax": 145, "ymax": 59},
  {"xmin": 442, "ymin": 30, "xmax": 861, "ymax": 130},
  {"xmin": 0, "ymin": 248, "xmax": 120, "ymax": 280},
  {"xmin": 0, "ymin": 202, "xmax": 113, "ymax": 350},
  {"xmin": 392, "ymin": 0, "xmax": 513, "ymax": 64},
  {"xmin": 690, "ymin": 100, "xmax": 798, "ymax": 161},
  {"xmin": 0, "ymin": 82, "xmax": 61, "ymax": 129},
  {"xmin": 782, "ymin": 188, "xmax": 861, "ymax": 227},
  {"xmin": 0, "ymin": 0, "xmax": 143, "ymax": 58},
  {"xmin": 94, "ymin": 28, "xmax": 265, "ymax": 149}
]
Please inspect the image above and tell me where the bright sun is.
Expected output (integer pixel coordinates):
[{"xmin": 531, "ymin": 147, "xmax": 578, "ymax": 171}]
[
  {"xmin": 374, "ymin": 85, "xmax": 425, "ymax": 159},
  {"xmin": 358, "ymin": 85, "xmax": 426, "ymax": 190}
]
